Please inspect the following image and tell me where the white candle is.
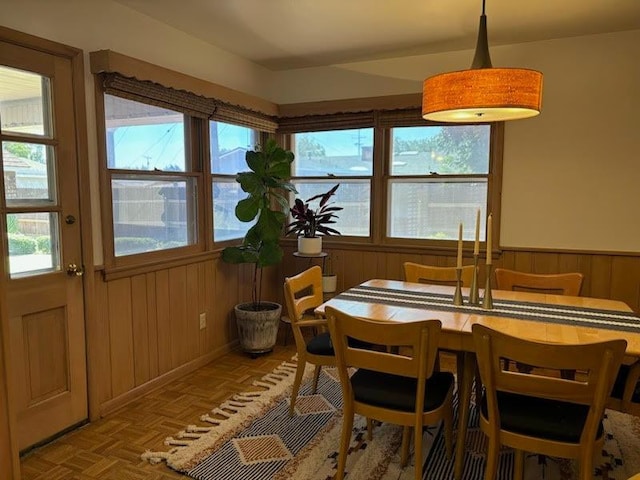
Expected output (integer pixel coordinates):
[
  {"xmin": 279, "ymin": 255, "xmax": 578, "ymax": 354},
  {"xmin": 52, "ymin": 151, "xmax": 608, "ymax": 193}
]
[
  {"xmin": 457, "ymin": 222, "xmax": 463, "ymax": 269},
  {"xmin": 486, "ymin": 213, "xmax": 493, "ymax": 265},
  {"xmin": 474, "ymin": 209, "xmax": 480, "ymax": 255}
]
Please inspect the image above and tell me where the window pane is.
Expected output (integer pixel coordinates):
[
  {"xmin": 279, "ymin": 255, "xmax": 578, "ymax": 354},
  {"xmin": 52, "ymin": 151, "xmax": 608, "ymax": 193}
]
[
  {"xmin": 213, "ymin": 180, "xmax": 254, "ymax": 242},
  {"xmin": 391, "ymin": 125, "xmax": 490, "ymax": 175},
  {"xmin": 293, "ymin": 129, "xmax": 373, "ymax": 177},
  {"xmin": 7, "ymin": 212, "xmax": 59, "ymax": 276},
  {"xmin": 292, "ymin": 181, "xmax": 370, "ymax": 237},
  {"xmin": 111, "ymin": 177, "xmax": 196, "ymax": 256},
  {"xmin": 210, "ymin": 121, "xmax": 256, "ymax": 174},
  {"xmin": 0, "ymin": 66, "xmax": 52, "ymax": 137},
  {"xmin": 388, "ymin": 179, "xmax": 487, "ymax": 240},
  {"xmin": 3, "ymin": 141, "xmax": 55, "ymax": 204},
  {"xmin": 104, "ymin": 95, "xmax": 185, "ymax": 172}
]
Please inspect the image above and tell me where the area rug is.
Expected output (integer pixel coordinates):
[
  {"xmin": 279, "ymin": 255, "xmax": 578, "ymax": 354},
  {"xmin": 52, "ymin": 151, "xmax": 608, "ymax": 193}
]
[{"xmin": 143, "ymin": 360, "xmax": 640, "ymax": 479}]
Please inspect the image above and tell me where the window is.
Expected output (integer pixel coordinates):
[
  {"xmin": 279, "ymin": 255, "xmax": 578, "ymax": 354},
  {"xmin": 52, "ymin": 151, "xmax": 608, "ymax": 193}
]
[
  {"xmin": 388, "ymin": 124, "xmax": 491, "ymax": 242},
  {"xmin": 103, "ymin": 94, "xmax": 197, "ymax": 258},
  {"xmin": 210, "ymin": 120, "xmax": 258, "ymax": 242},
  {"xmin": 282, "ymin": 110, "xmax": 501, "ymax": 248},
  {"xmin": 291, "ymin": 129, "xmax": 373, "ymax": 237}
]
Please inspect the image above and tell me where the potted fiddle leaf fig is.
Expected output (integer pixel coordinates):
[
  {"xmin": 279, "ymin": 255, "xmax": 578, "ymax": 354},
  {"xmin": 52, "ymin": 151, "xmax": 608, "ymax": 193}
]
[
  {"xmin": 286, "ymin": 184, "xmax": 342, "ymax": 255},
  {"xmin": 221, "ymin": 138, "xmax": 297, "ymax": 355}
]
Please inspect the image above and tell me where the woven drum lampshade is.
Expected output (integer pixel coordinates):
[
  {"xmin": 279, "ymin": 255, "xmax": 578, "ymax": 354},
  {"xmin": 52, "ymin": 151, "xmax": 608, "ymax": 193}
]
[{"xmin": 422, "ymin": 1, "xmax": 543, "ymax": 123}]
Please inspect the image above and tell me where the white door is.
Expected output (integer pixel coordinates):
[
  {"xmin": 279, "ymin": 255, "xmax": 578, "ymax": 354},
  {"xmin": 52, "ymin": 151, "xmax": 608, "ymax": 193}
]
[{"xmin": 0, "ymin": 39, "xmax": 87, "ymax": 450}]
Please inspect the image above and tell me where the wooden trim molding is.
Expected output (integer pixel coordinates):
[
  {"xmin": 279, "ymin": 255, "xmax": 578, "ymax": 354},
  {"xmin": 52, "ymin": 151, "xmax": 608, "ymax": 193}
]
[
  {"xmin": 99, "ymin": 342, "xmax": 238, "ymax": 417},
  {"xmin": 278, "ymin": 93, "xmax": 422, "ymax": 118},
  {"xmin": 89, "ymin": 50, "xmax": 278, "ymax": 117}
]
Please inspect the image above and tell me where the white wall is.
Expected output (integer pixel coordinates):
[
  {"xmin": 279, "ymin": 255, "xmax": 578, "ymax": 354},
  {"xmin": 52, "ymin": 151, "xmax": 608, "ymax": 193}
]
[
  {"xmin": 2, "ymin": 0, "xmax": 638, "ymax": 254},
  {"xmin": 270, "ymin": 30, "xmax": 640, "ymax": 253}
]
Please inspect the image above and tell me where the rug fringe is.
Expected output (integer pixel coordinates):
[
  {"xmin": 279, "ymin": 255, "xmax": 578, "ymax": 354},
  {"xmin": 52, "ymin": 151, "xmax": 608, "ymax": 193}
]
[{"xmin": 141, "ymin": 357, "xmax": 314, "ymax": 472}]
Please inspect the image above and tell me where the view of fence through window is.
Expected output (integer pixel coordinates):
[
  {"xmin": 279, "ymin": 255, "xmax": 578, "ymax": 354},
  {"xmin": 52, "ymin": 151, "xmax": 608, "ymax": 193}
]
[
  {"xmin": 104, "ymin": 95, "xmax": 196, "ymax": 256},
  {"xmin": 388, "ymin": 124, "xmax": 491, "ymax": 240},
  {"xmin": 1, "ymin": 65, "xmax": 60, "ymax": 276}
]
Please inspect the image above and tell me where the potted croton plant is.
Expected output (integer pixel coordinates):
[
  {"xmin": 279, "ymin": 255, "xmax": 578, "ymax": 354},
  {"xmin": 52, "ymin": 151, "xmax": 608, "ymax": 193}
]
[{"xmin": 286, "ymin": 184, "xmax": 342, "ymax": 255}]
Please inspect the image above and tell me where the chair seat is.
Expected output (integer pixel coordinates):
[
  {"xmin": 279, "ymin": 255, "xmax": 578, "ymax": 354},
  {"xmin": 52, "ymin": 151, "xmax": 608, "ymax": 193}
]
[
  {"xmin": 351, "ymin": 370, "xmax": 454, "ymax": 412},
  {"xmin": 480, "ymin": 391, "xmax": 603, "ymax": 443},
  {"xmin": 611, "ymin": 364, "xmax": 640, "ymax": 403},
  {"xmin": 306, "ymin": 331, "xmax": 334, "ymax": 356}
]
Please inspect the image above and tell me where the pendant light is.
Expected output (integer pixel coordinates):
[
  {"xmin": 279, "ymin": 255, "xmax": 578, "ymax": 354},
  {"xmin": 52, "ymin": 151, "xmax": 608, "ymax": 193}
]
[{"xmin": 422, "ymin": 0, "xmax": 543, "ymax": 123}]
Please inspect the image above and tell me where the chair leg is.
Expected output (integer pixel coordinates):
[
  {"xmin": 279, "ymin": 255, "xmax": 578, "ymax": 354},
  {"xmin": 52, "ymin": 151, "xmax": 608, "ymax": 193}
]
[
  {"xmin": 400, "ymin": 426, "xmax": 411, "ymax": 467},
  {"xmin": 443, "ymin": 401, "xmax": 454, "ymax": 459},
  {"xmin": 414, "ymin": 424, "xmax": 423, "ymax": 480},
  {"xmin": 311, "ymin": 364, "xmax": 322, "ymax": 394},
  {"xmin": 289, "ymin": 360, "xmax": 306, "ymax": 417},
  {"xmin": 579, "ymin": 451, "xmax": 594, "ymax": 480},
  {"xmin": 484, "ymin": 436, "xmax": 500, "ymax": 480},
  {"xmin": 513, "ymin": 449, "xmax": 525, "ymax": 480},
  {"xmin": 366, "ymin": 418, "xmax": 374, "ymax": 441},
  {"xmin": 336, "ymin": 407, "xmax": 354, "ymax": 480},
  {"xmin": 474, "ymin": 363, "xmax": 483, "ymax": 404}
]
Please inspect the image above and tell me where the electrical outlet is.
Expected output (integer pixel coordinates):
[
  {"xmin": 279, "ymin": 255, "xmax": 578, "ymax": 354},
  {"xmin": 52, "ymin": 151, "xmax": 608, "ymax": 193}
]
[{"xmin": 199, "ymin": 312, "xmax": 206, "ymax": 329}]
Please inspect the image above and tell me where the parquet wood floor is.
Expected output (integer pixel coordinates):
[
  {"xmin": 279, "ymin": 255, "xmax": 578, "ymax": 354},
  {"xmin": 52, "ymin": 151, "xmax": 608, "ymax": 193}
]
[{"xmin": 19, "ymin": 333, "xmax": 457, "ymax": 480}]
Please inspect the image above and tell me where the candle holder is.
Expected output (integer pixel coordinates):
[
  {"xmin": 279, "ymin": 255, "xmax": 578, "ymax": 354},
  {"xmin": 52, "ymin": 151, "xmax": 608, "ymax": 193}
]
[
  {"xmin": 469, "ymin": 254, "xmax": 480, "ymax": 305},
  {"xmin": 453, "ymin": 267, "xmax": 463, "ymax": 306},
  {"xmin": 482, "ymin": 264, "xmax": 493, "ymax": 310}
]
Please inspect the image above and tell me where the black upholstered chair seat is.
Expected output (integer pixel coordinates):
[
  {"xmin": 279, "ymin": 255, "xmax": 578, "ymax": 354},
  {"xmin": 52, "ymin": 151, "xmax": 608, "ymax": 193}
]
[
  {"xmin": 351, "ymin": 369, "xmax": 454, "ymax": 412},
  {"xmin": 611, "ymin": 364, "xmax": 640, "ymax": 403},
  {"xmin": 306, "ymin": 331, "xmax": 334, "ymax": 356},
  {"xmin": 480, "ymin": 391, "xmax": 603, "ymax": 443}
]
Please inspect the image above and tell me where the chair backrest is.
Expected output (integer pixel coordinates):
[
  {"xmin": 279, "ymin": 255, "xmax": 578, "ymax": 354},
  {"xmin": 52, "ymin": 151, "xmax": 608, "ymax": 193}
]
[
  {"xmin": 326, "ymin": 306, "xmax": 442, "ymax": 395},
  {"xmin": 403, "ymin": 262, "xmax": 475, "ymax": 288},
  {"xmin": 283, "ymin": 265, "xmax": 324, "ymax": 323},
  {"xmin": 494, "ymin": 268, "xmax": 583, "ymax": 296},
  {"xmin": 472, "ymin": 324, "xmax": 626, "ymax": 444}
]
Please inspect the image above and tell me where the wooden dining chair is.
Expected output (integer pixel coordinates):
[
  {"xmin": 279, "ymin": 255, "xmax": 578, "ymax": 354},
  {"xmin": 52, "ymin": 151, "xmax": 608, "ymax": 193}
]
[
  {"xmin": 472, "ymin": 324, "xmax": 626, "ymax": 480},
  {"xmin": 495, "ymin": 268, "xmax": 584, "ymax": 377},
  {"xmin": 403, "ymin": 262, "xmax": 479, "ymax": 399},
  {"xmin": 326, "ymin": 306, "xmax": 454, "ymax": 480},
  {"xmin": 403, "ymin": 262, "xmax": 474, "ymax": 287},
  {"xmin": 284, "ymin": 265, "xmax": 334, "ymax": 416},
  {"xmin": 608, "ymin": 359, "xmax": 640, "ymax": 417},
  {"xmin": 494, "ymin": 268, "xmax": 584, "ymax": 296}
]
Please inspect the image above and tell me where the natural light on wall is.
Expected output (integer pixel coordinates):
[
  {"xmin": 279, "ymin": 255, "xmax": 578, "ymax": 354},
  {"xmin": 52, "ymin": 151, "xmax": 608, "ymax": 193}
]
[{"xmin": 422, "ymin": 0, "xmax": 543, "ymax": 123}]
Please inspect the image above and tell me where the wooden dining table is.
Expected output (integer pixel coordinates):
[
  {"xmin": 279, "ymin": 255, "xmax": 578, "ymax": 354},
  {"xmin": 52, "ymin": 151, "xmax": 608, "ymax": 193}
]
[{"xmin": 316, "ymin": 279, "xmax": 640, "ymax": 480}]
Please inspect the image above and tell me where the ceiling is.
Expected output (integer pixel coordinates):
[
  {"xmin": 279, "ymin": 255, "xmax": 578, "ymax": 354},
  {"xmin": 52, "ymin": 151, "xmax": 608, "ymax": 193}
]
[{"xmin": 114, "ymin": 0, "xmax": 640, "ymax": 70}]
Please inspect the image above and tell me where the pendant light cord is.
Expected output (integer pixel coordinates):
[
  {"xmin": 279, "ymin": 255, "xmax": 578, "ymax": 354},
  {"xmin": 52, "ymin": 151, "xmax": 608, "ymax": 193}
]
[{"xmin": 471, "ymin": 0, "xmax": 492, "ymax": 69}]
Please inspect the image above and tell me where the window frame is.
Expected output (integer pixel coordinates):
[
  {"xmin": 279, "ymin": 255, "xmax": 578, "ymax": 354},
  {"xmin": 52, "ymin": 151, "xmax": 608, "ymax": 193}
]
[{"xmin": 280, "ymin": 111, "xmax": 504, "ymax": 256}]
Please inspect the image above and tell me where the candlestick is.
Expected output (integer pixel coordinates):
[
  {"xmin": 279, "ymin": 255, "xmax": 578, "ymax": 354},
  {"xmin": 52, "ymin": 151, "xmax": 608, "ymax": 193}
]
[
  {"xmin": 469, "ymin": 254, "xmax": 480, "ymax": 305},
  {"xmin": 457, "ymin": 222, "xmax": 463, "ymax": 269},
  {"xmin": 474, "ymin": 209, "xmax": 480, "ymax": 255},
  {"xmin": 453, "ymin": 267, "xmax": 463, "ymax": 306},
  {"xmin": 486, "ymin": 213, "xmax": 493, "ymax": 265},
  {"xmin": 482, "ymin": 264, "xmax": 493, "ymax": 309}
]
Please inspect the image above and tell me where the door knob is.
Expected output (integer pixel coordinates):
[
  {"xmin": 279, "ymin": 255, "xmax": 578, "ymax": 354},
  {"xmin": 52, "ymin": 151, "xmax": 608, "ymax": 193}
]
[{"xmin": 66, "ymin": 263, "xmax": 84, "ymax": 276}]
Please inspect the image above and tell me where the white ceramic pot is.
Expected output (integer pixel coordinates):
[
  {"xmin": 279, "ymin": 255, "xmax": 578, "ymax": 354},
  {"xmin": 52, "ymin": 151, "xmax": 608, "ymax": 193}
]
[
  {"xmin": 322, "ymin": 274, "xmax": 337, "ymax": 293},
  {"xmin": 298, "ymin": 236, "xmax": 322, "ymax": 255}
]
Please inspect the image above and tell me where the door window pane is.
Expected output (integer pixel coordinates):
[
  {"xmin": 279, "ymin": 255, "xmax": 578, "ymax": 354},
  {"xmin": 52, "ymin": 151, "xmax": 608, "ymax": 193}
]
[
  {"xmin": 3, "ymin": 141, "xmax": 55, "ymax": 203},
  {"xmin": 391, "ymin": 125, "xmax": 490, "ymax": 175},
  {"xmin": 293, "ymin": 180, "xmax": 370, "ymax": 237},
  {"xmin": 111, "ymin": 177, "xmax": 196, "ymax": 256},
  {"xmin": 104, "ymin": 95, "xmax": 185, "ymax": 172},
  {"xmin": 0, "ymin": 66, "xmax": 52, "ymax": 137},
  {"xmin": 293, "ymin": 129, "xmax": 373, "ymax": 177},
  {"xmin": 6, "ymin": 212, "xmax": 59, "ymax": 276},
  {"xmin": 388, "ymin": 179, "xmax": 487, "ymax": 240}
]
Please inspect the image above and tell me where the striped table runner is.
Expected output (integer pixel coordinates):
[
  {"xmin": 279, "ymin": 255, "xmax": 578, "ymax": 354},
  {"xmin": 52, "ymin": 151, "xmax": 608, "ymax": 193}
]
[{"xmin": 335, "ymin": 285, "xmax": 640, "ymax": 333}]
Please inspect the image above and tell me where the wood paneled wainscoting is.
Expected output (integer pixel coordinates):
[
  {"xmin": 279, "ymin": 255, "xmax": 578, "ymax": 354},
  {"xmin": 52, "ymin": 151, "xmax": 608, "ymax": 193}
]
[
  {"xmin": 280, "ymin": 244, "xmax": 640, "ymax": 314},
  {"xmin": 91, "ymin": 254, "xmax": 280, "ymax": 417}
]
